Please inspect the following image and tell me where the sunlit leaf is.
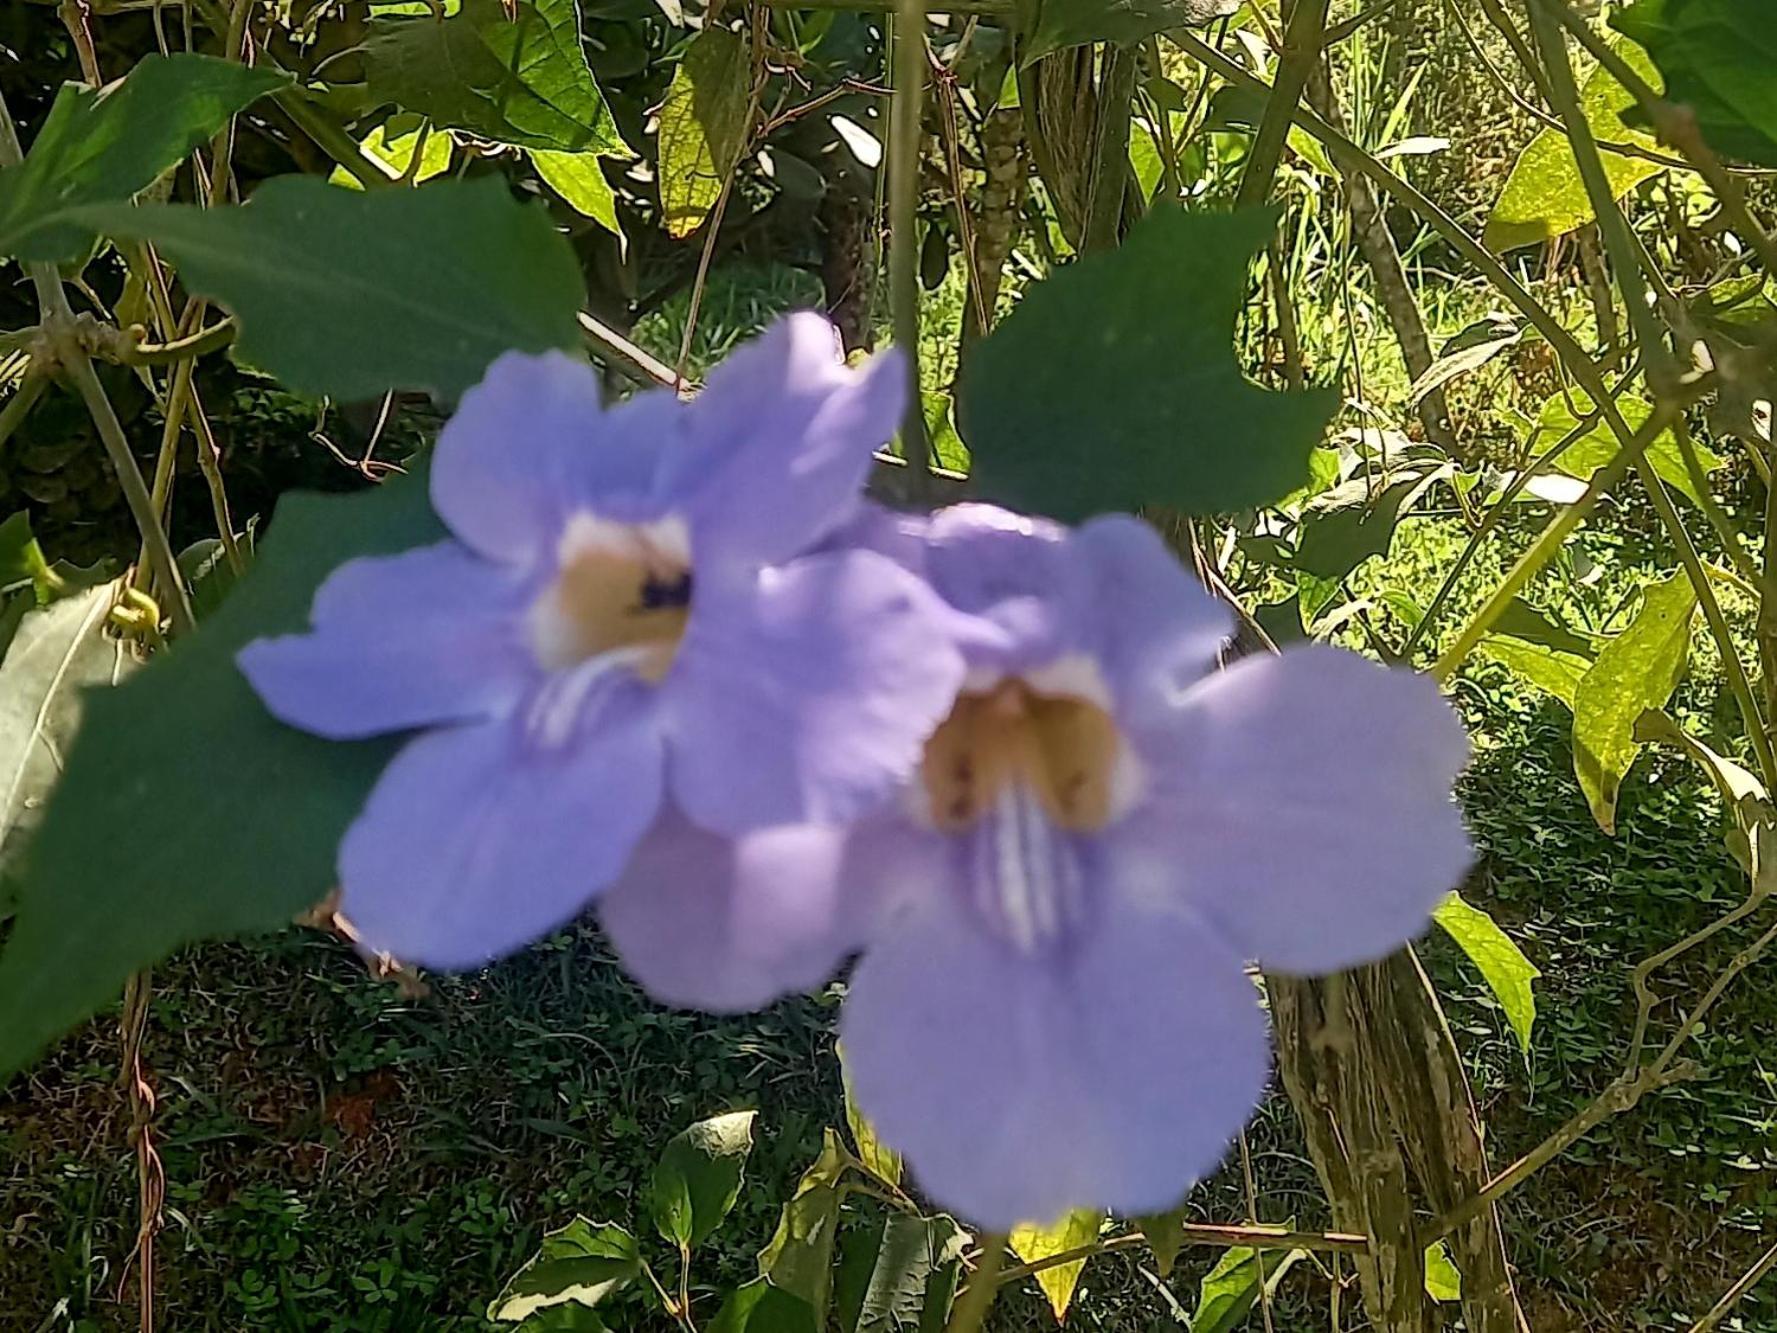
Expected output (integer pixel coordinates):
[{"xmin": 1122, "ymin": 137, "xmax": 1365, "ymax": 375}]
[
  {"xmin": 76, "ymin": 176, "xmax": 583, "ymax": 400},
  {"xmin": 1433, "ymin": 892, "xmax": 1541, "ymax": 1054},
  {"xmin": 1485, "ymin": 37, "xmax": 1665, "ymax": 252},
  {"xmin": 0, "ymin": 54, "xmax": 285, "ymax": 262},
  {"xmin": 531, "ymin": 149, "xmax": 625, "ymax": 240},
  {"xmin": 1190, "ymin": 1242, "xmax": 1306, "ymax": 1333},
  {"xmin": 1423, "ymin": 1239, "xmax": 1463, "ymax": 1302},
  {"xmin": 365, "ymin": 0, "xmax": 628, "ymax": 154},
  {"xmin": 650, "ymin": 1110, "xmax": 757, "ymax": 1251},
  {"xmin": 328, "ymin": 113, "xmax": 453, "ymax": 189},
  {"xmin": 0, "ymin": 474, "xmax": 444, "ymax": 1081},
  {"xmin": 1009, "ymin": 1210, "xmax": 1103, "ymax": 1322},
  {"xmin": 1573, "ymin": 572, "xmax": 1696, "ymax": 833},
  {"xmin": 1478, "ymin": 636, "xmax": 1592, "ymax": 707},
  {"xmin": 1531, "ymin": 387, "xmax": 1720, "ymax": 508},
  {"xmin": 488, "ymin": 1219, "xmax": 641, "ymax": 1322},
  {"xmin": 657, "ymin": 27, "xmax": 752, "ymax": 239},
  {"xmin": 841, "ymin": 1044, "xmax": 903, "ymax": 1186},
  {"xmin": 959, "ymin": 207, "xmax": 1336, "ymax": 521}
]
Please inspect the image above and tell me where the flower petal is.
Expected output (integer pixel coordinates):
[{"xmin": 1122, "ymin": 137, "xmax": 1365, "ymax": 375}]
[
  {"xmin": 338, "ymin": 670, "xmax": 665, "ymax": 969},
  {"xmin": 667, "ymin": 550, "xmax": 965, "ymax": 834},
  {"xmin": 840, "ymin": 872, "xmax": 1269, "ymax": 1229},
  {"xmin": 237, "ymin": 541, "xmax": 537, "ymax": 740},
  {"xmin": 1118, "ymin": 644, "xmax": 1472, "ymax": 974},
  {"xmin": 683, "ymin": 313, "xmax": 905, "ymax": 567},
  {"xmin": 433, "ymin": 350, "xmax": 680, "ymax": 564},
  {"xmin": 598, "ymin": 806, "xmax": 857, "ymax": 1012},
  {"xmin": 1071, "ymin": 513, "xmax": 1232, "ymax": 710}
]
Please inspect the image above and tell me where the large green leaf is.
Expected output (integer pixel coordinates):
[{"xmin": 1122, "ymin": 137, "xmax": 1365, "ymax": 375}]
[
  {"xmin": 1614, "ymin": 0, "xmax": 1777, "ymax": 167},
  {"xmin": 1190, "ymin": 1242, "xmax": 1306, "ymax": 1333},
  {"xmin": 834, "ymin": 1213, "xmax": 969, "ymax": 1333},
  {"xmin": 531, "ymin": 149, "xmax": 624, "ymax": 239},
  {"xmin": 0, "ymin": 54, "xmax": 286, "ymax": 262},
  {"xmin": 0, "ymin": 584, "xmax": 134, "ymax": 881},
  {"xmin": 365, "ymin": 0, "xmax": 628, "ymax": 154},
  {"xmin": 0, "ymin": 474, "xmax": 445, "ymax": 1081},
  {"xmin": 1008, "ymin": 1209, "xmax": 1103, "ymax": 1323},
  {"xmin": 958, "ymin": 208, "xmax": 1336, "ymax": 521},
  {"xmin": 650, "ymin": 1110, "xmax": 757, "ymax": 1251},
  {"xmin": 1484, "ymin": 37, "xmax": 1665, "ymax": 252},
  {"xmin": 76, "ymin": 176, "xmax": 583, "ymax": 400},
  {"xmin": 759, "ymin": 1130, "xmax": 848, "ymax": 1322},
  {"xmin": 1478, "ymin": 636, "xmax": 1592, "ymax": 707},
  {"xmin": 489, "ymin": 1219, "xmax": 641, "ymax": 1322},
  {"xmin": 1293, "ymin": 470, "xmax": 1439, "ymax": 580},
  {"xmin": 1022, "ymin": 0, "xmax": 1236, "ymax": 61},
  {"xmin": 708, "ymin": 1278, "xmax": 820, "ymax": 1333},
  {"xmin": 1530, "ymin": 387, "xmax": 1721, "ymax": 508},
  {"xmin": 1573, "ymin": 572, "xmax": 1696, "ymax": 833},
  {"xmin": 657, "ymin": 28, "xmax": 752, "ymax": 239},
  {"xmin": 1433, "ymin": 892, "xmax": 1541, "ymax": 1054}
]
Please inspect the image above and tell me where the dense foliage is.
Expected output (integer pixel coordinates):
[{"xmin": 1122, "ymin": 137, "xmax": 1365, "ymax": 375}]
[{"xmin": 4, "ymin": 0, "xmax": 1777, "ymax": 1329}]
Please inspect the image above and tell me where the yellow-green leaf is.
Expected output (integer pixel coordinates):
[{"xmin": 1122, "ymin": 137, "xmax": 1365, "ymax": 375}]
[
  {"xmin": 840, "ymin": 1048, "xmax": 902, "ymax": 1187},
  {"xmin": 329, "ymin": 114, "xmax": 453, "ymax": 190},
  {"xmin": 1531, "ymin": 387, "xmax": 1721, "ymax": 508},
  {"xmin": 1423, "ymin": 1240, "xmax": 1463, "ymax": 1302},
  {"xmin": 1478, "ymin": 636, "xmax": 1591, "ymax": 706},
  {"xmin": 531, "ymin": 149, "xmax": 624, "ymax": 241},
  {"xmin": 656, "ymin": 28, "xmax": 751, "ymax": 239},
  {"xmin": 1484, "ymin": 37, "xmax": 1665, "ymax": 252},
  {"xmin": 1433, "ymin": 892, "xmax": 1541, "ymax": 1054},
  {"xmin": 1009, "ymin": 1210, "xmax": 1103, "ymax": 1322},
  {"xmin": 1573, "ymin": 572, "xmax": 1696, "ymax": 833}
]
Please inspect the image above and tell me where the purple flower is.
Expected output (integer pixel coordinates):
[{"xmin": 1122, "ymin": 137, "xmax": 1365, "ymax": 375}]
[
  {"xmin": 238, "ymin": 315, "xmax": 965, "ymax": 970},
  {"xmin": 603, "ymin": 503, "xmax": 1471, "ymax": 1227}
]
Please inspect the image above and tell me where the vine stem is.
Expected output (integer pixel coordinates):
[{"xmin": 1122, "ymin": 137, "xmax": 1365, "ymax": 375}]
[
  {"xmin": 0, "ymin": 89, "xmax": 194, "ymax": 634},
  {"xmin": 887, "ymin": 0, "xmax": 931, "ymax": 497},
  {"xmin": 946, "ymin": 1232, "xmax": 1007, "ymax": 1333},
  {"xmin": 1686, "ymin": 1238, "xmax": 1777, "ymax": 1333},
  {"xmin": 1233, "ymin": 0, "xmax": 1329, "ymax": 211}
]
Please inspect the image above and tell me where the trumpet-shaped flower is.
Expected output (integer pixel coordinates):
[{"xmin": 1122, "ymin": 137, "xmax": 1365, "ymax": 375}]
[
  {"xmin": 601, "ymin": 502, "xmax": 1472, "ymax": 1228},
  {"xmin": 238, "ymin": 315, "xmax": 965, "ymax": 970}
]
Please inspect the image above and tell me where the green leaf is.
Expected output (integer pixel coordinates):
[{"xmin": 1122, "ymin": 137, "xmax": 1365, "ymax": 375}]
[
  {"xmin": 0, "ymin": 511, "xmax": 54, "ymax": 602},
  {"xmin": 759, "ymin": 1130, "xmax": 848, "ymax": 1321},
  {"xmin": 835, "ymin": 1214, "xmax": 969, "ymax": 1333},
  {"xmin": 920, "ymin": 392, "xmax": 970, "ymax": 476},
  {"xmin": 0, "ymin": 54, "xmax": 286, "ymax": 262},
  {"xmin": 1478, "ymin": 636, "xmax": 1592, "ymax": 707},
  {"xmin": 1191, "ymin": 1243, "xmax": 1306, "ymax": 1333},
  {"xmin": 650, "ymin": 1110, "xmax": 757, "ymax": 1251},
  {"xmin": 0, "ymin": 474, "xmax": 445, "ymax": 1081},
  {"xmin": 0, "ymin": 584, "xmax": 135, "ymax": 881},
  {"xmin": 1022, "ymin": 0, "xmax": 1235, "ymax": 62},
  {"xmin": 1484, "ymin": 37, "xmax": 1665, "ymax": 252},
  {"xmin": 1008, "ymin": 1210, "xmax": 1103, "ymax": 1323},
  {"xmin": 1423, "ymin": 1240, "xmax": 1463, "ymax": 1302},
  {"xmin": 1293, "ymin": 471, "xmax": 1437, "ymax": 580},
  {"xmin": 531, "ymin": 149, "xmax": 624, "ymax": 240},
  {"xmin": 1573, "ymin": 572, "xmax": 1697, "ymax": 833},
  {"xmin": 1531, "ymin": 387, "xmax": 1720, "ymax": 507},
  {"xmin": 1136, "ymin": 1209, "xmax": 1188, "ymax": 1279},
  {"xmin": 328, "ymin": 113, "xmax": 454, "ymax": 189},
  {"xmin": 365, "ymin": 0, "xmax": 629, "ymax": 154},
  {"xmin": 1433, "ymin": 892, "xmax": 1541, "ymax": 1054},
  {"xmin": 958, "ymin": 207, "xmax": 1336, "ymax": 521},
  {"xmin": 76, "ymin": 176, "xmax": 583, "ymax": 401},
  {"xmin": 708, "ymin": 1278, "xmax": 820, "ymax": 1333},
  {"xmin": 657, "ymin": 27, "xmax": 752, "ymax": 239},
  {"xmin": 489, "ymin": 1219, "xmax": 641, "ymax": 1322},
  {"xmin": 841, "ymin": 1046, "xmax": 902, "ymax": 1187},
  {"xmin": 1614, "ymin": 0, "xmax": 1777, "ymax": 167},
  {"xmin": 515, "ymin": 1307, "xmax": 608, "ymax": 1332}
]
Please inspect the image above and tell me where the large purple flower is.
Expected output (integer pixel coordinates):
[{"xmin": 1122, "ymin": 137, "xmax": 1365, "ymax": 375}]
[
  {"xmin": 238, "ymin": 315, "xmax": 965, "ymax": 970},
  {"xmin": 603, "ymin": 502, "xmax": 1471, "ymax": 1227}
]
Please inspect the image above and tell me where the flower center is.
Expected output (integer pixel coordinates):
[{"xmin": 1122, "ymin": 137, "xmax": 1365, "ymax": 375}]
[
  {"xmin": 530, "ymin": 516, "xmax": 692, "ymax": 683},
  {"xmin": 921, "ymin": 680, "xmax": 1124, "ymax": 833}
]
